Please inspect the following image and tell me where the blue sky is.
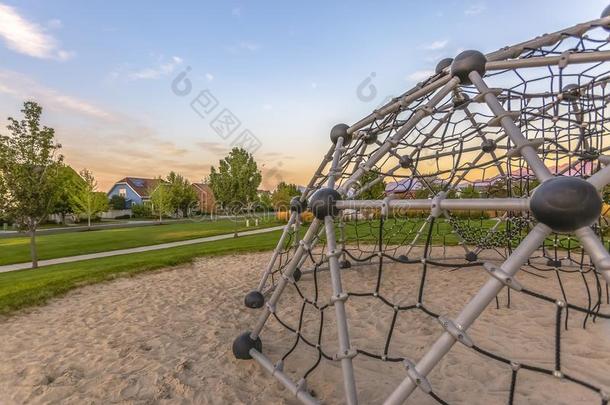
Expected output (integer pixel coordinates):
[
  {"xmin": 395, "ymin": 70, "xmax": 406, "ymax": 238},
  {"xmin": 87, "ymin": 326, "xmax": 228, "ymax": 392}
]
[{"xmin": 0, "ymin": 0, "xmax": 606, "ymax": 190}]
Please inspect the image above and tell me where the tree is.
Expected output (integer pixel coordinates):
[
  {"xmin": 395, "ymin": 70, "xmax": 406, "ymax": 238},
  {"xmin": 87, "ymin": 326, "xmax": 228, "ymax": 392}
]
[
  {"xmin": 460, "ymin": 185, "xmax": 480, "ymax": 199},
  {"xmin": 52, "ymin": 166, "xmax": 84, "ymax": 224},
  {"xmin": 209, "ymin": 147, "xmax": 262, "ymax": 211},
  {"xmin": 149, "ymin": 180, "xmax": 172, "ymax": 223},
  {"xmin": 258, "ymin": 191, "xmax": 273, "ymax": 212},
  {"xmin": 271, "ymin": 182, "xmax": 300, "ymax": 210},
  {"xmin": 110, "ymin": 195, "xmax": 127, "ymax": 210},
  {"xmin": 355, "ymin": 170, "xmax": 386, "ymax": 200},
  {"xmin": 71, "ymin": 169, "xmax": 109, "ymax": 229},
  {"xmin": 0, "ymin": 101, "xmax": 64, "ymax": 268},
  {"xmin": 167, "ymin": 171, "xmax": 197, "ymax": 217}
]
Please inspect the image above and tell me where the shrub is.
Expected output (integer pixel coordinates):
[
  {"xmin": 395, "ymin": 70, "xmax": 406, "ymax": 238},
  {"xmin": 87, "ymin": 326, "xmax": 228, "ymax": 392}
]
[{"xmin": 131, "ymin": 204, "xmax": 152, "ymax": 218}]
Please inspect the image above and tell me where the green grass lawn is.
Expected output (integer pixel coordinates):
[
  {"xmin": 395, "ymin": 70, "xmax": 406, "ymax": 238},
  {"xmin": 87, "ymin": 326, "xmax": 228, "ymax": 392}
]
[
  {"xmin": 0, "ymin": 229, "xmax": 283, "ymax": 315},
  {"xmin": 0, "ymin": 218, "xmax": 281, "ymax": 266}
]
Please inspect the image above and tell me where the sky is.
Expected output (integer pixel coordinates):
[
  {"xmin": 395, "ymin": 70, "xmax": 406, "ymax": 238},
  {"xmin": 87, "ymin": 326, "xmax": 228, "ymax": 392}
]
[{"xmin": 0, "ymin": 0, "xmax": 607, "ymax": 191}]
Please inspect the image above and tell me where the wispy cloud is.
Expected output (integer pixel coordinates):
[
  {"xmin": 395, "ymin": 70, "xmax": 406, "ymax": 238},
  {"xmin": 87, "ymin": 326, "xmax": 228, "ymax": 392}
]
[
  {"xmin": 196, "ymin": 141, "xmax": 230, "ymax": 155},
  {"xmin": 422, "ymin": 40, "xmax": 448, "ymax": 51},
  {"xmin": 46, "ymin": 18, "xmax": 62, "ymax": 29},
  {"xmin": 465, "ymin": 3, "xmax": 485, "ymax": 15},
  {"xmin": 231, "ymin": 6, "xmax": 242, "ymax": 17},
  {"xmin": 0, "ymin": 4, "xmax": 73, "ymax": 60},
  {"xmin": 0, "ymin": 69, "xmax": 113, "ymax": 120},
  {"xmin": 205, "ymin": 72, "xmax": 214, "ymax": 81},
  {"xmin": 406, "ymin": 70, "xmax": 434, "ymax": 82},
  {"xmin": 227, "ymin": 41, "xmax": 261, "ymax": 53},
  {"xmin": 127, "ymin": 56, "xmax": 184, "ymax": 81}
]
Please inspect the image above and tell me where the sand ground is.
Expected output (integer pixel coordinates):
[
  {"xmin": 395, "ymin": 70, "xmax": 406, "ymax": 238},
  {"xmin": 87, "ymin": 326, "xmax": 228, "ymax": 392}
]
[{"xmin": 1, "ymin": 247, "xmax": 610, "ymax": 404}]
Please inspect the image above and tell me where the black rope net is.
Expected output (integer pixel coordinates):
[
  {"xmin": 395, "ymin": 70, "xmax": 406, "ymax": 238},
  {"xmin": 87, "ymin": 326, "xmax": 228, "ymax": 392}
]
[{"xmin": 249, "ymin": 17, "xmax": 610, "ymax": 405}]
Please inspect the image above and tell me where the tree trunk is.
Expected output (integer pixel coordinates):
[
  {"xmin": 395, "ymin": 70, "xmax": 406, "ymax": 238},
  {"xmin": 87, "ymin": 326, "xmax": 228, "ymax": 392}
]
[
  {"xmin": 30, "ymin": 228, "xmax": 38, "ymax": 269},
  {"xmin": 87, "ymin": 215, "xmax": 91, "ymax": 230}
]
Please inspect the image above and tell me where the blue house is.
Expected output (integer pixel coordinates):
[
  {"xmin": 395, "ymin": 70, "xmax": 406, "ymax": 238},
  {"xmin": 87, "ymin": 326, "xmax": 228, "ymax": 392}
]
[{"xmin": 107, "ymin": 177, "xmax": 163, "ymax": 207}]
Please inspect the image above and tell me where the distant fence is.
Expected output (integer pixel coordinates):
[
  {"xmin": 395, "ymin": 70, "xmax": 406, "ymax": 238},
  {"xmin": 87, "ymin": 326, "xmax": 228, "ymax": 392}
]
[{"xmin": 100, "ymin": 209, "xmax": 133, "ymax": 219}]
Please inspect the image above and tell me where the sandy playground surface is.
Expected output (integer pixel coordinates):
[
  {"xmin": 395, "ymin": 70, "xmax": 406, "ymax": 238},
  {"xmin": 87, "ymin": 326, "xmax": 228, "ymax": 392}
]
[{"xmin": 1, "ymin": 247, "xmax": 610, "ymax": 404}]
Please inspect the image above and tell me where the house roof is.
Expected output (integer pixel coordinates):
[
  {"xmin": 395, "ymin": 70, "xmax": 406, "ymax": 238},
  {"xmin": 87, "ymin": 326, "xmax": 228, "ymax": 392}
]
[
  {"xmin": 115, "ymin": 177, "xmax": 164, "ymax": 198},
  {"xmin": 192, "ymin": 183, "xmax": 213, "ymax": 193}
]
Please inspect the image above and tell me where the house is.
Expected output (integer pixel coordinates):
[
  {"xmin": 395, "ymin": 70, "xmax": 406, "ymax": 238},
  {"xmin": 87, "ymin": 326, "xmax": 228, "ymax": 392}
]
[
  {"xmin": 107, "ymin": 177, "xmax": 164, "ymax": 207},
  {"xmin": 192, "ymin": 183, "xmax": 216, "ymax": 213}
]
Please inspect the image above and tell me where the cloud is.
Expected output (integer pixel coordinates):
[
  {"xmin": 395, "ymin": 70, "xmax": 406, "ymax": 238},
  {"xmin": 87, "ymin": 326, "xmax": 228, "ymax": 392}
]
[
  {"xmin": 0, "ymin": 69, "xmax": 114, "ymax": 120},
  {"xmin": 262, "ymin": 104, "xmax": 272, "ymax": 111},
  {"xmin": 231, "ymin": 6, "xmax": 241, "ymax": 17},
  {"xmin": 406, "ymin": 70, "xmax": 434, "ymax": 82},
  {"xmin": 0, "ymin": 4, "xmax": 73, "ymax": 60},
  {"xmin": 311, "ymin": 82, "xmax": 318, "ymax": 89},
  {"xmin": 227, "ymin": 41, "xmax": 261, "ymax": 53},
  {"xmin": 127, "ymin": 56, "xmax": 183, "ymax": 81},
  {"xmin": 465, "ymin": 3, "xmax": 485, "ymax": 15},
  {"xmin": 196, "ymin": 141, "xmax": 230, "ymax": 155},
  {"xmin": 422, "ymin": 40, "xmax": 448, "ymax": 50},
  {"xmin": 205, "ymin": 72, "xmax": 214, "ymax": 81}
]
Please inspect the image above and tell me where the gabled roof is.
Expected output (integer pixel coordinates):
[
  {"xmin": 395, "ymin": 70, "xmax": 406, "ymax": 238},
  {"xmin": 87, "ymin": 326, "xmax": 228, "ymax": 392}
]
[
  {"xmin": 192, "ymin": 183, "xmax": 213, "ymax": 193},
  {"xmin": 115, "ymin": 177, "xmax": 164, "ymax": 198}
]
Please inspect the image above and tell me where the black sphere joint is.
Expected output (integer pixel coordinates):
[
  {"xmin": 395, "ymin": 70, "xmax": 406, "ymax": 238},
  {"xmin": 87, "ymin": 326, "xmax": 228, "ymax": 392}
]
[
  {"xmin": 561, "ymin": 84, "xmax": 581, "ymax": 102},
  {"xmin": 363, "ymin": 132, "xmax": 378, "ymax": 145},
  {"xmin": 290, "ymin": 197, "xmax": 306, "ymax": 213},
  {"xmin": 481, "ymin": 139, "xmax": 497, "ymax": 153},
  {"xmin": 451, "ymin": 50, "xmax": 487, "ymax": 85},
  {"xmin": 232, "ymin": 332, "xmax": 262, "ymax": 360},
  {"xmin": 339, "ymin": 260, "xmax": 351, "ymax": 269},
  {"xmin": 330, "ymin": 123, "xmax": 352, "ymax": 145},
  {"xmin": 244, "ymin": 290, "xmax": 265, "ymax": 309},
  {"xmin": 293, "ymin": 267, "xmax": 302, "ymax": 282},
  {"xmin": 399, "ymin": 155, "xmax": 413, "ymax": 169},
  {"xmin": 398, "ymin": 254, "xmax": 409, "ymax": 263},
  {"xmin": 309, "ymin": 188, "xmax": 342, "ymax": 220},
  {"xmin": 435, "ymin": 57, "xmax": 453, "ymax": 74},
  {"xmin": 465, "ymin": 251, "xmax": 478, "ymax": 262},
  {"xmin": 530, "ymin": 177, "xmax": 602, "ymax": 233}
]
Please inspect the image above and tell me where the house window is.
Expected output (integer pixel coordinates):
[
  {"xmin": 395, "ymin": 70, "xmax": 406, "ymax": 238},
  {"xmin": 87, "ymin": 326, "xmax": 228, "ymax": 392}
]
[{"xmin": 119, "ymin": 188, "xmax": 127, "ymax": 197}]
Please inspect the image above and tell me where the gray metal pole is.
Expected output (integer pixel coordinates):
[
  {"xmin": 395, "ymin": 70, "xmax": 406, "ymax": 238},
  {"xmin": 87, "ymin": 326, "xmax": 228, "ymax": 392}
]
[
  {"xmin": 257, "ymin": 211, "xmax": 299, "ymax": 291},
  {"xmin": 335, "ymin": 198, "xmax": 530, "ymax": 211},
  {"xmin": 324, "ymin": 216, "xmax": 359, "ymax": 405},
  {"xmin": 469, "ymin": 70, "xmax": 552, "ymax": 183},
  {"xmin": 384, "ymin": 223, "xmax": 551, "ymax": 404},
  {"xmin": 574, "ymin": 226, "xmax": 610, "ymax": 283},
  {"xmin": 250, "ymin": 219, "xmax": 322, "ymax": 339}
]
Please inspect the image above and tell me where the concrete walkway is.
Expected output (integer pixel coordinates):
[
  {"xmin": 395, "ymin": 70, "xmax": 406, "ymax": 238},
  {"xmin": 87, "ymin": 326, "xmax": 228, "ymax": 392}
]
[{"xmin": 0, "ymin": 225, "xmax": 284, "ymax": 274}]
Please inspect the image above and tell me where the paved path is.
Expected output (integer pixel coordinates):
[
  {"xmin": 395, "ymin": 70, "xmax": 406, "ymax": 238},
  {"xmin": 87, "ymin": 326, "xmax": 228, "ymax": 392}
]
[{"xmin": 0, "ymin": 225, "xmax": 284, "ymax": 274}]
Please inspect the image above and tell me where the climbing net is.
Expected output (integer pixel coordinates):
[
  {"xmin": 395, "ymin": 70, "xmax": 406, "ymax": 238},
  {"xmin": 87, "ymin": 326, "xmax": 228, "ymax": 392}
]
[{"xmin": 235, "ymin": 9, "xmax": 610, "ymax": 405}]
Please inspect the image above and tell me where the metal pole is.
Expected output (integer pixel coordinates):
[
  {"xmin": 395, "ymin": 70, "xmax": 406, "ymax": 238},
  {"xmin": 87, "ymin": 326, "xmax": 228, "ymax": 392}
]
[
  {"xmin": 335, "ymin": 198, "xmax": 530, "ymax": 211},
  {"xmin": 257, "ymin": 211, "xmax": 299, "ymax": 291},
  {"xmin": 250, "ymin": 219, "xmax": 322, "ymax": 339},
  {"xmin": 340, "ymin": 78, "xmax": 460, "ymax": 194},
  {"xmin": 469, "ymin": 70, "xmax": 553, "ymax": 183},
  {"xmin": 384, "ymin": 223, "xmax": 551, "ymax": 404},
  {"xmin": 324, "ymin": 216, "xmax": 359, "ymax": 405}
]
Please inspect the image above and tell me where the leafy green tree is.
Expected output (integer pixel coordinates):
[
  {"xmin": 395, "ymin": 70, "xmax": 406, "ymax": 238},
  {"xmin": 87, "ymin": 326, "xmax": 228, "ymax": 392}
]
[
  {"xmin": 355, "ymin": 170, "xmax": 386, "ymax": 200},
  {"xmin": 271, "ymin": 182, "xmax": 300, "ymax": 210},
  {"xmin": 0, "ymin": 101, "xmax": 64, "ymax": 268},
  {"xmin": 110, "ymin": 195, "xmax": 127, "ymax": 210},
  {"xmin": 257, "ymin": 191, "xmax": 273, "ymax": 211},
  {"xmin": 167, "ymin": 171, "xmax": 197, "ymax": 217},
  {"xmin": 149, "ymin": 180, "xmax": 172, "ymax": 223},
  {"xmin": 52, "ymin": 166, "xmax": 84, "ymax": 224},
  {"xmin": 460, "ymin": 185, "xmax": 480, "ymax": 199},
  {"xmin": 71, "ymin": 169, "xmax": 109, "ymax": 229},
  {"xmin": 209, "ymin": 147, "xmax": 262, "ymax": 210}
]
